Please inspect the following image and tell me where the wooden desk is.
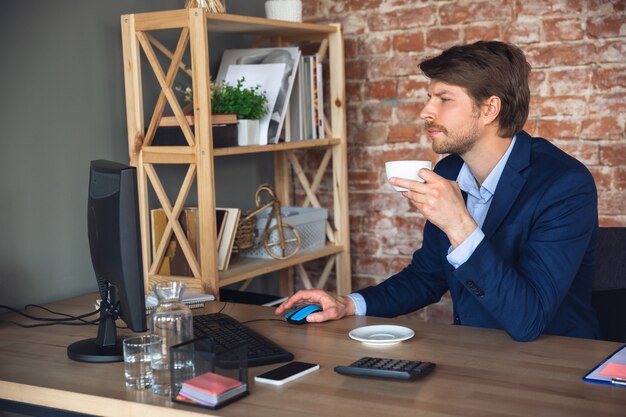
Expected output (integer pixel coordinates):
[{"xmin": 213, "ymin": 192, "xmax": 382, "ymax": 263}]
[{"xmin": 1, "ymin": 293, "xmax": 624, "ymax": 417}]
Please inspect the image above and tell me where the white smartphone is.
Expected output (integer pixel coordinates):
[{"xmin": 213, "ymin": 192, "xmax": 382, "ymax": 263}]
[{"xmin": 254, "ymin": 361, "xmax": 320, "ymax": 385}]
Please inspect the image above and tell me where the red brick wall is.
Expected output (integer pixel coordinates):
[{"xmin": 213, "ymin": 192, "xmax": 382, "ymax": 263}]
[{"xmin": 303, "ymin": 0, "xmax": 626, "ymax": 323}]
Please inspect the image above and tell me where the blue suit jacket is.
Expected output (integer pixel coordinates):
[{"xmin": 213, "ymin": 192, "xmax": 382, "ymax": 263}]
[{"xmin": 358, "ymin": 131, "xmax": 602, "ymax": 341}]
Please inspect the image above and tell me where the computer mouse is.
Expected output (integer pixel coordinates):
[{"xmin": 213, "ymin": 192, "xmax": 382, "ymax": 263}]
[{"xmin": 285, "ymin": 304, "xmax": 323, "ymax": 325}]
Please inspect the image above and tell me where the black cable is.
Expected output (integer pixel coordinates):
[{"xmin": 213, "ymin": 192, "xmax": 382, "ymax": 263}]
[
  {"xmin": 24, "ymin": 303, "xmax": 100, "ymax": 320},
  {"xmin": 0, "ymin": 304, "xmax": 102, "ymax": 323},
  {"xmin": 0, "ymin": 316, "xmax": 104, "ymax": 328},
  {"xmin": 216, "ymin": 300, "xmax": 229, "ymax": 314}
]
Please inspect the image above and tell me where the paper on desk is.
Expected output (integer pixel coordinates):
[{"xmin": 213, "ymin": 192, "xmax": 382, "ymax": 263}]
[{"xmin": 583, "ymin": 344, "xmax": 626, "ymax": 385}]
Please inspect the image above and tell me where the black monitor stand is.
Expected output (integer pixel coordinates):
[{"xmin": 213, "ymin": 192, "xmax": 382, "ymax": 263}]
[{"xmin": 67, "ymin": 294, "xmax": 124, "ymax": 363}]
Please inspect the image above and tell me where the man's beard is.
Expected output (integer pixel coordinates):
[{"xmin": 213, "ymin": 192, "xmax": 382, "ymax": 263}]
[{"xmin": 427, "ymin": 119, "xmax": 481, "ymax": 156}]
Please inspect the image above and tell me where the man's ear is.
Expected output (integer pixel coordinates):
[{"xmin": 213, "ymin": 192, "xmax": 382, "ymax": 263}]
[{"xmin": 482, "ymin": 96, "xmax": 501, "ymax": 125}]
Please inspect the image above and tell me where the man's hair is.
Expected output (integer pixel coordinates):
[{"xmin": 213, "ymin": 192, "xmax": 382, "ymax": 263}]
[{"xmin": 419, "ymin": 41, "xmax": 531, "ymax": 138}]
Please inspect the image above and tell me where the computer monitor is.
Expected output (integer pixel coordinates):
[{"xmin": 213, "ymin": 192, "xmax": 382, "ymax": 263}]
[{"xmin": 67, "ymin": 160, "xmax": 147, "ymax": 363}]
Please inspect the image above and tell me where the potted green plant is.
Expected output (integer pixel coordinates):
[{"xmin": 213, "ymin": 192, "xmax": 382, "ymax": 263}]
[
  {"xmin": 176, "ymin": 78, "xmax": 269, "ymax": 146},
  {"xmin": 211, "ymin": 78, "xmax": 269, "ymax": 146},
  {"xmin": 211, "ymin": 78, "xmax": 268, "ymax": 120}
]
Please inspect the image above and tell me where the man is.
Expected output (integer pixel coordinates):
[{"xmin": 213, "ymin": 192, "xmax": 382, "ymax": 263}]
[{"xmin": 276, "ymin": 41, "xmax": 602, "ymax": 341}]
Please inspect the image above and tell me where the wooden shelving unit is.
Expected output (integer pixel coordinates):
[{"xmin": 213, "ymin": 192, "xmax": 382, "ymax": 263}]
[{"xmin": 120, "ymin": 8, "xmax": 350, "ymax": 300}]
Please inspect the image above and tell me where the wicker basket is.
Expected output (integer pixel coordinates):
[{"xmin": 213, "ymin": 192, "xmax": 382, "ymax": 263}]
[{"xmin": 234, "ymin": 213, "xmax": 256, "ymax": 250}]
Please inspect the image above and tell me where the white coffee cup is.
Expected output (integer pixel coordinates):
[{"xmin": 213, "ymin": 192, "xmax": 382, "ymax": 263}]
[{"xmin": 385, "ymin": 160, "xmax": 433, "ymax": 191}]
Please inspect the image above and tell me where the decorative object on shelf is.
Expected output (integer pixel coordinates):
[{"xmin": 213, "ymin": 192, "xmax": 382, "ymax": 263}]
[
  {"xmin": 185, "ymin": 0, "xmax": 226, "ymax": 13},
  {"xmin": 175, "ymin": 85, "xmax": 195, "ymax": 114},
  {"xmin": 175, "ymin": 85, "xmax": 194, "ymax": 106},
  {"xmin": 265, "ymin": 0, "xmax": 302, "ymax": 22},
  {"xmin": 172, "ymin": 84, "xmax": 238, "ymax": 147},
  {"xmin": 234, "ymin": 215, "xmax": 256, "ymax": 251},
  {"xmin": 211, "ymin": 78, "xmax": 268, "ymax": 120},
  {"xmin": 211, "ymin": 78, "xmax": 269, "ymax": 146},
  {"xmin": 235, "ymin": 119, "xmax": 259, "ymax": 146},
  {"xmin": 215, "ymin": 47, "xmax": 301, "ymax": 145},
  {"xmin": 150, "ymin": 281, "xmax": 194, "ymax": 396},
  {"xmin": 175, "ymin": 79, "xmax": 269, "ymax": 146},
  {"xmin": 235, "ymin": 184, "xmax": 301, "ymax": 260},
  {"xmin": 176, "ymin": 81, "xmax": 266, "ymax": 120},
  {"xmin": 240, "ymin": 207, "xmax": 327, "ymax": 259},
  {"xmin": 212, "ymin": 123, "xmax": 239, "ymax": 148}
]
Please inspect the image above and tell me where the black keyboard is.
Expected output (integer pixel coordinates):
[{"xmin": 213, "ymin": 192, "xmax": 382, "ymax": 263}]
[
  {"xmin": 334, "ymin": 357, "xmax": 436, "ymax": 381},
  {"xmin": 193, "ymin": 312, "xmax": 294, "ymax": 368}
]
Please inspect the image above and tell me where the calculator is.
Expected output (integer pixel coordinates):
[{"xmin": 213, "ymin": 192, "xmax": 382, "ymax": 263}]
[{"xmin": 334, "ymin": 356, "xmax": 436, "ymax": 381}]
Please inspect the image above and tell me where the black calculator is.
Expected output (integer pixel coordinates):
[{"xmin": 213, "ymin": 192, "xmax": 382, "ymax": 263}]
[{"xmin": 334, "ymin": 356, "xmax": 436, "ymax": 381}]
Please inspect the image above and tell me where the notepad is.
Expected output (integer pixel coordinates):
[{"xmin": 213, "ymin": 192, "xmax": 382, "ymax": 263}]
[
  {"xmin": 178, "ymin": 372, "xmax": 246, "ymax": 406},
  {"xmin": 583, "ymin": 344, "xmax": 626, "ymax": 387}
]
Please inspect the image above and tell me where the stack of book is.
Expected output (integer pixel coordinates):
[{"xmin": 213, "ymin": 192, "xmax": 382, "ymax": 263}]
[
  {"xmin": 217, "ymin": 207, "xmax": 240, "ymax": 271},
  {"xmin": 288, "ymin": 51, "xmax": 324, "ymax": 141},
  {"xmin": 150, "ymin": 206, "xmax": 240, "ymax": 274},
  {"xmin": 176, "ymin": 371, "xmax": 247, "ymax": 407}
]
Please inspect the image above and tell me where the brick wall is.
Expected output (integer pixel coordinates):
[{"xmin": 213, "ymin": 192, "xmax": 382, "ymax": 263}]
[{"xmin": 302, "ymin": 0, "xmax": 626, "ymax": 323}]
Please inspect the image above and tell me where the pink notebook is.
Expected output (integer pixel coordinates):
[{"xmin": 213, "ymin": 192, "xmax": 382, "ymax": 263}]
[{"xmin": 182, "ymin": 372, "xmax": 242, "ymax": 396}]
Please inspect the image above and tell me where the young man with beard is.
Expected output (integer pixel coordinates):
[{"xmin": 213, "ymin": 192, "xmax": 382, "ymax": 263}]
[{"xmin": 276, "ymin": 41, "xmax": 602, "ymax": 341}]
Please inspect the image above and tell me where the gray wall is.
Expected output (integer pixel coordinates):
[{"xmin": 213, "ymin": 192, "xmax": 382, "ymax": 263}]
[{"xmin": 0, "ymin": 1, "xmax": 274, "ymax": 309}]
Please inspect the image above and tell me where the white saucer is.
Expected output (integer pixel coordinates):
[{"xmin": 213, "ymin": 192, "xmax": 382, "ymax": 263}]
[{"xmin": 349, "ymin": 325, "xmax": 415, "ymax": 345}]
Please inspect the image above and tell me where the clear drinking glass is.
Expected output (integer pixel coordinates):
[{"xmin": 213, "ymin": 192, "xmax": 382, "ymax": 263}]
[
  {"xmin": 150, "ymin": 281, "xmax": 194, "ymax": 395},
  {"xmin": 122, "ymin": 335, "xmax": 161, "ymax": 389}
]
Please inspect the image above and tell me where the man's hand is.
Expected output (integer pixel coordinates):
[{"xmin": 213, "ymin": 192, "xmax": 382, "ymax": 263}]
[
  {"xmin": 389, "ymin": 168, "xmax": 477, "ymax": 248},
  {"xmin": 274, "ymin": 289, "xmax": 355, "ymax": 323}
]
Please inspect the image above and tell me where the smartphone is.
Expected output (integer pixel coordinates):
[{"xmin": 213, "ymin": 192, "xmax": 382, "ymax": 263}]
[{"xmin": 254, "ymin": 361, "xmax": 320, "ymax": 385}]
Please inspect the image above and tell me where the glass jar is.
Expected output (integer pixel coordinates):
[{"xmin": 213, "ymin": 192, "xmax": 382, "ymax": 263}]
[{"xmin": 150, "ymin": 281, "xmax": 194, "ymax": 395}]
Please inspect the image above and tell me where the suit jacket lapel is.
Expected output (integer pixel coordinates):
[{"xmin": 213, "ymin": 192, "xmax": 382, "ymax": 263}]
[{"xmin": 481, "ymin": 131, "xmax": 531, "ymax": 239}]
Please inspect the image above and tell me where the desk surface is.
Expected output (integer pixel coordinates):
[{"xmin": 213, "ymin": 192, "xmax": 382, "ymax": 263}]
[{"xmin": 1, "ymin": 293, "xmax": 625, "ymax": 417}]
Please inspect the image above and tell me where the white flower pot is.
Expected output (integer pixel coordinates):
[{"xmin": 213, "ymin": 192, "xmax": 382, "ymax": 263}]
[
  {"xmin": 237, "ymin": 119, "xmax": 260, "ymax": 146},
  {"xmin": 265, "ymin": 0, "xmax": 302, "ymax": 22}
]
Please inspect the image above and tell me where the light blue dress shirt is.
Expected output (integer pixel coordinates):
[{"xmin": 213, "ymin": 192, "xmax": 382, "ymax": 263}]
[{"xmin": 347, "ymin": 136, "xmax": 518, "ymax": 315}]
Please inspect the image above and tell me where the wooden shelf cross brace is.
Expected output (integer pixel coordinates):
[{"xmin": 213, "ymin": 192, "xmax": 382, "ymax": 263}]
[
  {"xmin": 286, "ymin": 150, "xmax": 336, "ymax": 243},
  {"xmin": 136, "ymin": 30, "xmax": 195, "ymax": 147},
  {"xmin": 144, "ymin": 163, "xmax": 201, "ymax": 279},
  {"xmin": 295, "ymin": 255, "xmax": 337, "ymax": 290}
]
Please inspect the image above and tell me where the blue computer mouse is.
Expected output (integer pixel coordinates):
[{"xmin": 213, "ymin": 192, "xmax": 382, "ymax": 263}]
[{"xmin": 285, "ymin": 304, "xmax": 323, "ymax": 325}]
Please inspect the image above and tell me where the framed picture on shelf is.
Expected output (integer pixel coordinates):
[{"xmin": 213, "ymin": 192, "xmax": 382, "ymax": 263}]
[{"xmin": 216, "ymin": 47, "xmax": 301, "ymax": 144}]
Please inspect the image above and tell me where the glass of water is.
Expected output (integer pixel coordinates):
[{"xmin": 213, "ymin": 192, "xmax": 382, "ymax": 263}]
[{"xmin": 122, "ymin": 335, "xmax": 162, "ymax": 389}]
